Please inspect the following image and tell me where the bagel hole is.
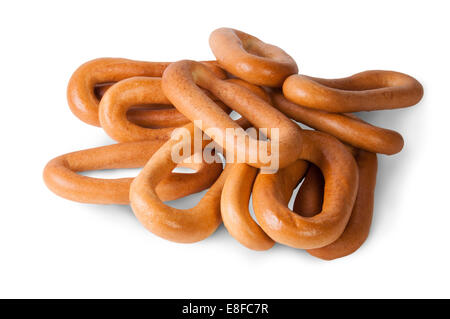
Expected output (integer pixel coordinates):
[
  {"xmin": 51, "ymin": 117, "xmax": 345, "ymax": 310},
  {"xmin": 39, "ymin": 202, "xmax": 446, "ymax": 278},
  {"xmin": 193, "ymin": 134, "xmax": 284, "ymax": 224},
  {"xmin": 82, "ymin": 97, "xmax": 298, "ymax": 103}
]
[
  {"xmin": 248, "ymin": 176, "xmax": 302, "ymax": 225},
  {"xmin": 229, "ymin": 110, "xmax": 242, "ymax": 120},
  {"xmin": 79, "ymin": 167, "xmax": 141, "ymax": 179},
  {"xmin": 289, "ymin": 164, "xmax": 325, "ymax": 218},
  {"xmin": 248, "ymin": 194, "xmax": 260, "ymax": 225},
  {"xmin": 79, "ymin": 166, "xmax": 199, "ymax": 178},
  {"xmin": 288, "ymin": 178, "xmax": 304, "ymax": 211},
  {"xmin": 293, "ymin": 119, "xmax": 310, "ymax": 130},
  {"xmin": 171, "ymin": 166, "xmax": 197, "ymax": 174},
  {"xmin": 163, "ymin": 189, "xmax": 207, "ymax": 209}
]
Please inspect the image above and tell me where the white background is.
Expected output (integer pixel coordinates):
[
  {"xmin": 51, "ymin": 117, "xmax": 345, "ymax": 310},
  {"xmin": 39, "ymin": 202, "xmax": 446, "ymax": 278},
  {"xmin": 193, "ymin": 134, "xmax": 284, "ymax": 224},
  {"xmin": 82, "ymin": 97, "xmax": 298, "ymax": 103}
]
[{"xmin": 0, "ymin": 0, "xmax": 448, "ymax": 298}]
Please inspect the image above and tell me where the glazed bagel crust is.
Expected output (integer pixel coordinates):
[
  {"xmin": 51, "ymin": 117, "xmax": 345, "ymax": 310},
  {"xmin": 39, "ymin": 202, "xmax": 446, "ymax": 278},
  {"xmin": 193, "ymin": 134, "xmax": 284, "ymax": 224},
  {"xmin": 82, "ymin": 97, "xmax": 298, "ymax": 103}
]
[
  {"xmin": 209, "ymin": 28, "xmax": 298, "ymax": 87},
  {"xmin": 130, "ymin": 123, "xmax": 228, "ymax": 243},
  {"xmin": 67, "ymin": 58, "xmax": 225, "ymax": 126},
  {"xmin": 271, "ymin": 92, "xmax": 404, "ymax": 155},
  {"xmin": 252, "ymin": 130, "xmax": 359, "ymax": 249},
  {"xmin": 306, "ymin": 150, "xmax": 378, "ymax": 260},
  {"xmin": 162, "ymin": 60, "xmax": 303, "ymax": 169},
  {"xmin": 221, "ymin": 163, "xmax": 275, "ymax": 251},
  {"xmin": 283, "ymin": 70, "xmax": 424, "ymax": 113},
  {"xmin": 43, "ymin": 140, "xmax": 222, "ymax": 205}
]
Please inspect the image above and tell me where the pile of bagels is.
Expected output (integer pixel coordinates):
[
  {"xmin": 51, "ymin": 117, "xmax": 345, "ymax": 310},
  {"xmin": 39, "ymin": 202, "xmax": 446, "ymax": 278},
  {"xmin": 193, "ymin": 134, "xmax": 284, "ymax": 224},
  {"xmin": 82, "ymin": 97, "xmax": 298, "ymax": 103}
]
[{"xmin": 43, "ymin": 28, "xmax": 423, "ymax": 260}]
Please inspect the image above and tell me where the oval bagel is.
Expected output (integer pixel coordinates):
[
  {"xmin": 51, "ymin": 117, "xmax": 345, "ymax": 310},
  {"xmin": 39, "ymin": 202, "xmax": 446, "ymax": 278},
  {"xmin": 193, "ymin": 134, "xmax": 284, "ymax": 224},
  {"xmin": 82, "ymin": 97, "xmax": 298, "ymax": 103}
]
[
  {"xmin": 271, "ymin": 92, "xmax": 404, "ymax": 155},
  {"xmin": 210, "ymin": 28, "xmax": 298, "ymax": 87},
  {"xmin": 43, "ymin": 140, "xmax": 222, "ymax": 205},
  {"xmin": 67, "ymin": 58, "xmax": 226, "ymax": 126},
  {"xmin": 304, "ymin": 150, "xmax": 378, "ymax": 260},
  {"xmin": 283, "ymin": 70, "xmax": 423, "ymax": 113},
  {"xmin": 95, "ymin": 83, "xmax": 190, "ymax": 128},
  {"xmin": 252, "ymin": 130, "xmax": 359, "ymax": 249},
  {"xmin": 98, "ymin": 77, "xmax": 177, "ymax": 142},
  {"xmin": 221, "ymin": 163, "xmax": 276, "ymax": 251},
  {"xmin": 130, "ymin": 123, "xmax": 229, "ymax": 243},
  {"xmin": 99, "ymin": 77, "xmax": 268, "ymax": 142}
]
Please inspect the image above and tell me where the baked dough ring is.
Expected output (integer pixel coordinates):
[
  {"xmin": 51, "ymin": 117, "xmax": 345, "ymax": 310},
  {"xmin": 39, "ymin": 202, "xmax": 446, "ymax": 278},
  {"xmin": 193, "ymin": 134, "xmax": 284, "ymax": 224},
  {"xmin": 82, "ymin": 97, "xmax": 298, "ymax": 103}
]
[
  {"xmin": 67, "ymin": 58, "xmax": 225, "ymax": 126},
  {"xmin": 130, "ymin": 123, "xmax": 228, "ymax": 243},
  {"xmin": 98, "ymin": 77, "xmax": 176, "ymax": 142},
  {"xmin": 43, "ymin": 140, "xmax": 222, "ymax": 205},
  {"xmin": 162, "ymin": 60, "xmax": 303, "ymax": 169},
  {"xmin": 283, "ymin": 70, "xmax": 423, "ymax": 113},
  {"xmin": 298, "ymin": 149, "xmax": 378, "ymax": 260},
  {"xmin": 99, "ymin": 77, "xmax": 266, "ymax": 142},
  {"xmin": 95, "ymin": 82, "xmax": 190, "ymax": 128},
  {"xmin": 252, "ymin": 130, "xmax": 359, "ymax": 249},
  {"xmin": 209, "ymin": 28, "xmax": 298, "ymax": 87},
  {"xmin": 221, "ymin": 163, "xmax": 277, "ymax": 251},
  {"xmin": 271, "ymin": 92, "xmax": 404, "ymax": 155}
]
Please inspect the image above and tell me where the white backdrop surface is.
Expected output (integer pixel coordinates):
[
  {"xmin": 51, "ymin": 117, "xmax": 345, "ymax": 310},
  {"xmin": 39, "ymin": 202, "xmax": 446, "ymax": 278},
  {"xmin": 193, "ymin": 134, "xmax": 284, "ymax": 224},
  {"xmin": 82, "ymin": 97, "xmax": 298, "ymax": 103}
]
[{"xmin": 0, "ymin": 0, "xmax": 448, "ymax": 298}]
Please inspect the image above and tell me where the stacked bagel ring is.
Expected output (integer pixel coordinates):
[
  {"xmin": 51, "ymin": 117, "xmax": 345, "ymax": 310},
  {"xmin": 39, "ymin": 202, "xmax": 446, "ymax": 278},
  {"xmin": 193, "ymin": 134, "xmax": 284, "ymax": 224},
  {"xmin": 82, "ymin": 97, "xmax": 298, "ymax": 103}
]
[{"xmin": 43, "ymin": 27, "xmax": 423, "ymax": 260}]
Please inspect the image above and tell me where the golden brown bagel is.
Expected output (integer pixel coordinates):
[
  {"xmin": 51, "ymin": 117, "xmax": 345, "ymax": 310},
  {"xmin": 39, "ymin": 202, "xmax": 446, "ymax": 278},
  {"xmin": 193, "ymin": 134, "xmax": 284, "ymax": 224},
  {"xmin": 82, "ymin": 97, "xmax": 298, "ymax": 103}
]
[
  {"xmin": 43, "ymin": 140, "xmax": 222, "ymax": 205},
  {"xmin": 304, "ymin": 150, "xmax": 378, "ymax": 260},
  {"xmin": 130, "ymin": 123, "xmax": 228, "ymax": 243},
  {"xmin": 221, "ymin": 163, "xmax": 275, "ymax": 251},
  {"xmin": 98, "ymin": 77, "xmax": 261, "ymax": 142},
  {"xmin": 252, "ymin": 130, "xmax": 359, "ymax": 249},
  {"xmin": 271, "ymin": 92, "xmax": 404, "ymax": 155},
  {"xmin": 98, "ymin": 77, "xmax": 176, "ymax": 142},
  {"xmin": 209, "ymin": 28, "xmax": 298, "ymax": 87},
  {"xmin": 67, "ymin": 58, "xmax": 226, "ymax": 126},
  {"xmin": 283, "ymin": 70, "xmax": 423, "ymax": 113},
  {"xmin": 95, "ymin": 82, "xmax": 191, "ymax": 128}
]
